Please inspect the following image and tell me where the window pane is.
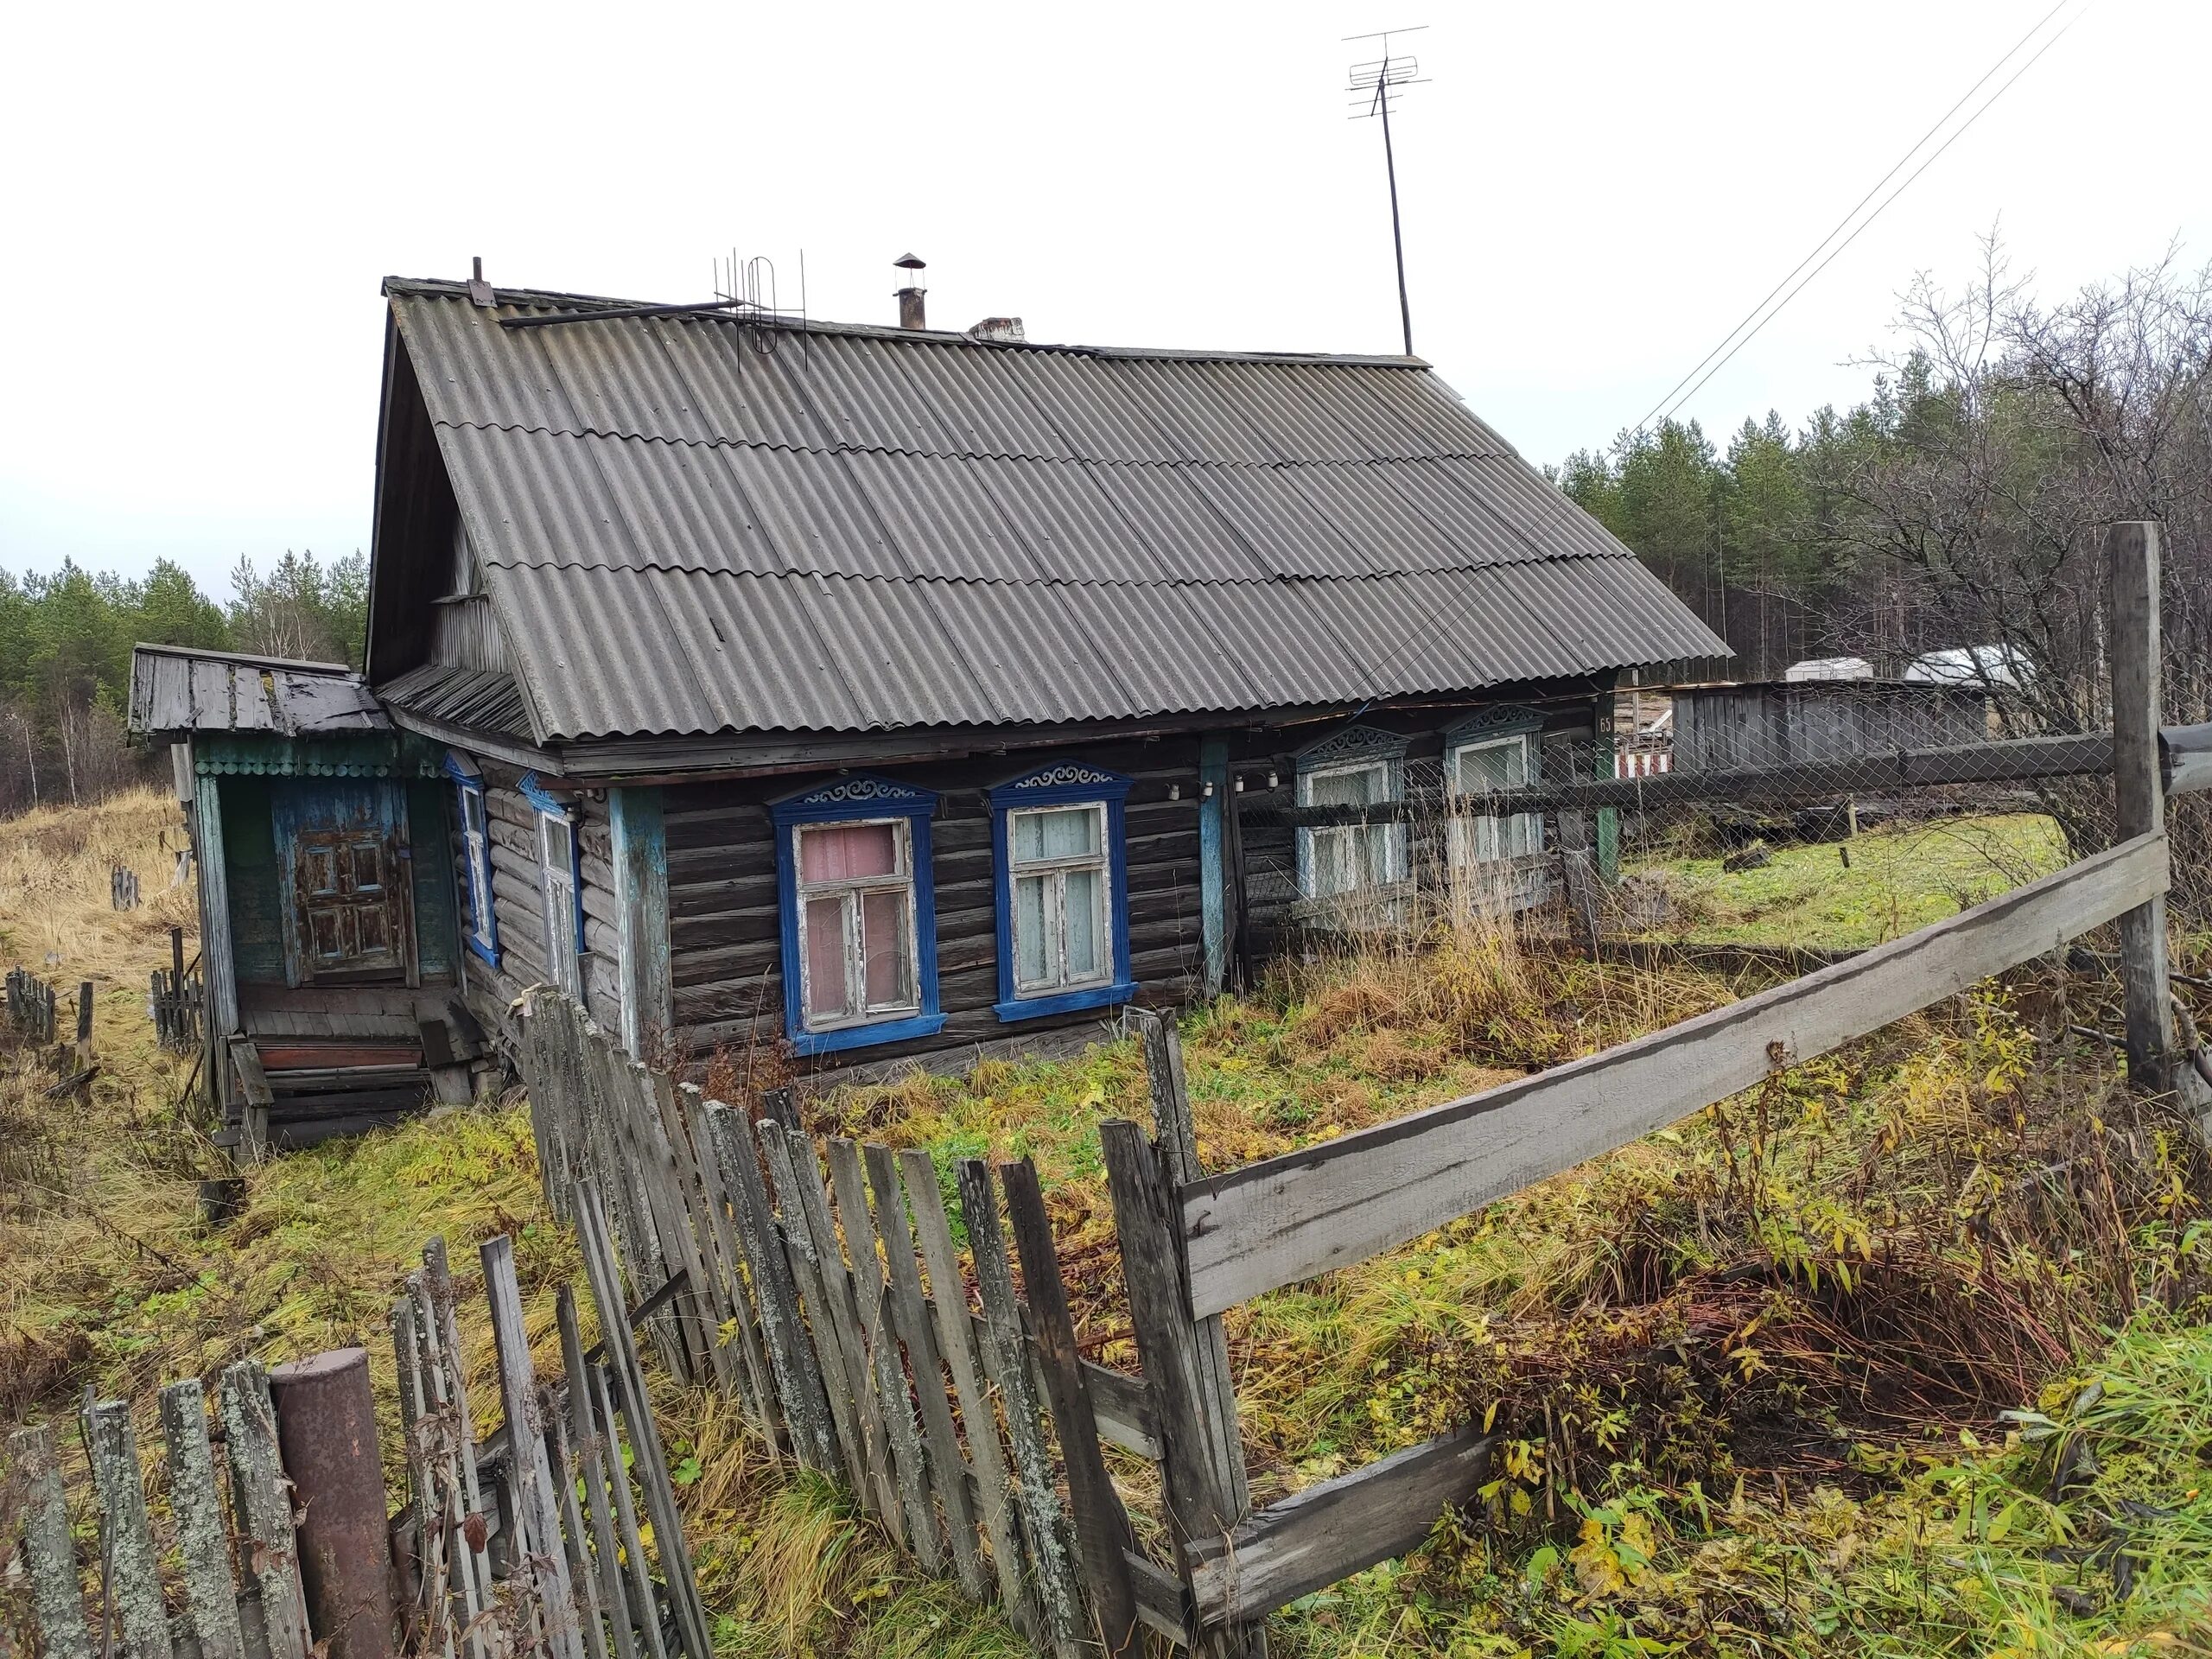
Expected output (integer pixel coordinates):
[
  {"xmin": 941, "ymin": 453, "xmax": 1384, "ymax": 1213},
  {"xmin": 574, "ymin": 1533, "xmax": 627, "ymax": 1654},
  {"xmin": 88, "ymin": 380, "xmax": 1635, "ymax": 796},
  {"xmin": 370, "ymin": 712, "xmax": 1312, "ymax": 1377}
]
[
  {"xmin": 1015, "ymin": 806, "xmax": 1100, "ymax": 863},
  {"xmin": 1064, "ymin": 868, "xmax": 1103, "ymax": 979},
  {"xmin": 1307, "ymin": 765, "xmax": 1382, "ymax": 808},
  {"xmin": 1361, "ymin": 825, "xmax": 1392, "ymax": 887},
  {"xmin": 1458, "ymin": 738, "xmax": 1529, "ymax": 793},
  {"xmin": 861, "ymin": 888, "xmax": 913, "ymax": 1007},
  {"xmin": 1312, "ymin": 827, "xmax": 1354, "ymax": 897},
  {"xmin": 804, "ymin": 895, "xmax": 849, "ymax": 1020},
  {"xmin": 1014, "ymin": 874, "xmax": 1050, "ymax": 987},
  {"xmin": 800, "ymin": 821, "xmax": 899, "ymax": 884}
]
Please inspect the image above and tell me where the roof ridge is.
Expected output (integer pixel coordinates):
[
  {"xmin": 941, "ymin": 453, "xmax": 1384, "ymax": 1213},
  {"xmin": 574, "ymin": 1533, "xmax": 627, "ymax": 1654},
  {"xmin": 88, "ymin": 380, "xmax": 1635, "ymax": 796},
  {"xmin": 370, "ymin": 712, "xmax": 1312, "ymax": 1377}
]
[{"xmin": 385, "ymin": 276, "xmax": 1433, "ymax": 369}]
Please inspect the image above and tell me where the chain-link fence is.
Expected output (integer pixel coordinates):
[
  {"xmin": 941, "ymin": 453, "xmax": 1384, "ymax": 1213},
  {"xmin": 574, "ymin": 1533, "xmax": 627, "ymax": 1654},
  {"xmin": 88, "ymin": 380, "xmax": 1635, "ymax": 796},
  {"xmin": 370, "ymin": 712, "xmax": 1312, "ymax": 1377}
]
[{"xmin": 1253, "ymin": 674, "xmax": 2212, "ymax": 972}]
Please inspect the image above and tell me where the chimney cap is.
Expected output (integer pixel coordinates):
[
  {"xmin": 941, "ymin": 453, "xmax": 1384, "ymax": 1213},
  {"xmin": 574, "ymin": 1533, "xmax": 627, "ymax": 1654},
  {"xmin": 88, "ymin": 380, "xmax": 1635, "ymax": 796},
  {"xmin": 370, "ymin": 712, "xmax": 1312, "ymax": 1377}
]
[{"xmin": 893, "ymin": 251, "xmax": 926, "ymax": 272}]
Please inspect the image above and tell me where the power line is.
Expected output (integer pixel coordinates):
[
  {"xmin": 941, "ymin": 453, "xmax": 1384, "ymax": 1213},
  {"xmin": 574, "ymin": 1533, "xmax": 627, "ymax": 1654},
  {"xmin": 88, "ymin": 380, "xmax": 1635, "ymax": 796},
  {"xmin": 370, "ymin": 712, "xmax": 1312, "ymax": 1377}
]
[
  {"xmin": 1360, "ymin": 5, "xmax": 2089, "ymax": 696},
  {"xmin": 1648, "ymin": 4, "xmax": 2086, "ymax": 435},
  {"xmin": 1633, "ymin": 1, "xmax": 2084, "ymax": 439}
]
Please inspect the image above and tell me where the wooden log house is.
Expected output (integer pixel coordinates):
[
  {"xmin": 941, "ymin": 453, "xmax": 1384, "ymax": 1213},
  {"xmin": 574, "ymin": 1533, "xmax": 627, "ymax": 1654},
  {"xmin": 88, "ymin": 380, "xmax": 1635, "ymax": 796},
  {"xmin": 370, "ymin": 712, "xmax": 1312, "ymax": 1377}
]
[{"xmin": 141, "ymin": 267, "xmax": 1729, "ymax": 1136}]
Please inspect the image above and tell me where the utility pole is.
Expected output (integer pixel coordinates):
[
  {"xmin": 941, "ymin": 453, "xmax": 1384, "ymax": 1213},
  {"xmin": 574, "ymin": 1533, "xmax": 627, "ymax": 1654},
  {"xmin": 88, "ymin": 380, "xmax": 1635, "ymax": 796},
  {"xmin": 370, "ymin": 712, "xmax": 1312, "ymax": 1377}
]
[{"xmin": 1346, "ymin": 27, "xmax": 1429, "ymax": 359}]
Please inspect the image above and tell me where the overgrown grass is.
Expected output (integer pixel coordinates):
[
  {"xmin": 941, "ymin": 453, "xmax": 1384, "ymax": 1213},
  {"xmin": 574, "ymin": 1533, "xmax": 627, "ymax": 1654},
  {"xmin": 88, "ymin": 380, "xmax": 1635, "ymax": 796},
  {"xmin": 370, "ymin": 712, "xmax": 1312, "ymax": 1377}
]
[
  {"xmin": 1630, "ymin": 813, "xmax": 2069, "ymax": 949},
  {"xmin": 9, "ymin": 791, "xmax": 2212, "ymax": 1658}
]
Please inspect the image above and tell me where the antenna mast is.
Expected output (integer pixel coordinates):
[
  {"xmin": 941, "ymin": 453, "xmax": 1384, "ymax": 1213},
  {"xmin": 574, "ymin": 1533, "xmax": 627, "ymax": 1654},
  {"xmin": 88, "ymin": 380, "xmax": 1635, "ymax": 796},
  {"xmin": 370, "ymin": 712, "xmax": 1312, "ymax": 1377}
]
[{"xmin": 1346, "ymin": 24, "xmax": 1429, "ymax": 357}]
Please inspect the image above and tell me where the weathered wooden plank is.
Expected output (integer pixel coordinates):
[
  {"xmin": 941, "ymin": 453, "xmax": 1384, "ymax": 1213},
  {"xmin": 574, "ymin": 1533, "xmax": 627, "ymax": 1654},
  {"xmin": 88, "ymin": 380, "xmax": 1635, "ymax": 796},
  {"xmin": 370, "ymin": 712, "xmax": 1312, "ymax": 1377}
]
[
  {"xmin": 827, "ymin": 1138, "xmax": 938, "ymax": 1567},
  {"xmin": 575, "ymin": 1182, "xmax": 715, "ymax": 1659},
  {"xmin": 160, "ymin": 1380, "xmax": 249, "ymax": 1659},
  {"xmin": 1002, "ymin": 1158, "xmax": 1141, "ymax": 1657},
  {"xmin": 899, "ymin": 1147, "xmax": 1043, "ymax": 1639},
  {"xmin": 543, "ymin": 1382, "xmax": 612, "ymax": 1659},
  {"xmin": 388, "ymin": 1294, "xmax": 454, "ymax": 1659},
  {"xmin": 1187, "ymin": 1427, "xmax": 1492, "ymax": 1626},
  {"xmin": 12, "ymin": 1424, "xmax": 95, "ymax": 1659},
  {"xmin": 86, "ymin": 1399, "xmax": 175, "ymax": 1659},
  {"xmin": 673, "ymin": 1082, "xmax": 781, "ymax": 1449},
  {"xmin": 1124, "ymin": 1550, "xmax": 1192, "ymax": 1648},
  {"xmin": 755, "ymin": 1119, "xmax": 876, "ymax": 1508},
  {"xmin": 958, "ymin": 1158, "xmax": 1084, "ymax": 1659},
  {"xmin": 559, "ymin": 1287, "xmax": 639, "ymax": 1659},
  {"xmin": 864, "ymin": 1141, "xmax": 987, "ymax": 1599},
  {"xmin": 588, "ymin": 1360, "xmax": 670, "ymax": 1659},
  {"xmin": 1135, "ymin": 1008, "xmax": 1249, "ymax": 1514},
  {"xmin": 705, "ymin": 1103, "xmax": 837, "ymax": 1476},
  {"xmin": 1185, "ymin": 831, "xmax": 2172, "ymax": 1317},
  {"xmin": 628, "ymin": 1061, "xmax": 722, "ymax": 1384},
  {"xmin": 772, "ymin": 1127, "xmax": 905, "ymax": 1541},
  {"xmin": 408, "ymin": 1260, "xmax": 492, "ymax": 1659},
  {"xmin": 1075, "ymin": 1360, "xmax": 1158, "ymax": 1462},
  {"xmin": 1102, "ymin": 1122, "xmax": 1262, "ymax": 1659},
  {"xmin": 481, "ymin": 1232, "xmax": 586, "ymax": 1659}
]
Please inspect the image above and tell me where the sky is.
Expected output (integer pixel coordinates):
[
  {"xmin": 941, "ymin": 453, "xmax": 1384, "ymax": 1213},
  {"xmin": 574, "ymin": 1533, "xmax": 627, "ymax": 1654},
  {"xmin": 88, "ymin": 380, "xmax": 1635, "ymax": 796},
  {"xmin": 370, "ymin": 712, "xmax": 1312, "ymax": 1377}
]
[{"xmin": 3, "ymin": 0, "xmax": 2204, "ymax": 597}]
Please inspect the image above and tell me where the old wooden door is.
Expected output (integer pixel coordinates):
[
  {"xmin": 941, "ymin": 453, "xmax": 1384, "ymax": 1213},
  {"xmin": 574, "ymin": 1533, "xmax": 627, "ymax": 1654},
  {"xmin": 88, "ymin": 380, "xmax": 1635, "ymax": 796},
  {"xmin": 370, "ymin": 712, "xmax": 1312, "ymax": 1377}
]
[{"xmin": 272, "ymin": 781, "xmax": 417, "ymax": 987}]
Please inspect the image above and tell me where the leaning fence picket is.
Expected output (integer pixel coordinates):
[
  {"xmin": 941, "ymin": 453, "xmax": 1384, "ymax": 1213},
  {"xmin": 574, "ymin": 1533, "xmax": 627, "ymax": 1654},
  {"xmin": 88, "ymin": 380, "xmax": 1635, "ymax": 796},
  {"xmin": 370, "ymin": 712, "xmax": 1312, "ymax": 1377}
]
[
  {"xmin": 482, "ymin": 1233, "xmax": 586, "ymax": 1659},
  {"xmin": 85, "ymin": 1399, "xmax": 175, "ymax": 1659},
  {"xmin": 676, "ymin": 1083, "xmax": 782, "ymax": 1451},
  {"xmin": 958, "ymin": 1158, "xmax": 1084, "ymax": 1659},
  {"xmin": 826, "ymin": 1136, "xmax": 939, "ymax": 1567},
  {"xmin": 865, "ymin": 1141, "xmax": 988, "ymax": 1601},
  {"xmin": 558, "ymin": 1287, "xmax": 639, "ymax": 1659}
]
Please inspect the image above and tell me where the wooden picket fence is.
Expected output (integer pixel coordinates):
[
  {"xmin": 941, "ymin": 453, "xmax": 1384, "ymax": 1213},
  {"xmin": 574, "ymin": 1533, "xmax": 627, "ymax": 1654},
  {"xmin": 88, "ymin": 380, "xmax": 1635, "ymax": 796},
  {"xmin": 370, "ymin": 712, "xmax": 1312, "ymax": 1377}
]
[
  {"xmin": 390, "ymin": 1229, "xmax": 710, "ymax": 1659},
  {"xmin": 11, "ymin": 1363, "xmax": 311, "ymax": 1659},
  {"xmin": 515, "ymin": 992, "xmax": 1183, "ymax": 1656},
  {"xmin": 12, "ymin": 1228, "xmax": 709, "ymax": 1659},
  {"xmin": 6, "ymin": 966, "xmax": 58, "ymax": 1045},
  {"xmin": 150, "ymin": 929, "xmax": 202, "ymax": 1056},
  {"xmin": 111, "ymin": 866, "xmax": 141, "ymax": 911}
]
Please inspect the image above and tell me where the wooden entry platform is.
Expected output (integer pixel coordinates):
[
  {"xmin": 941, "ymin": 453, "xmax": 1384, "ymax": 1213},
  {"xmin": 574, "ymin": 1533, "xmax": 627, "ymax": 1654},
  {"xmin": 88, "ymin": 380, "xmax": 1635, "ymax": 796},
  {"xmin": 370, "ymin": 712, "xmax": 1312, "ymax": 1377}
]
[{"xmin": 225, "ymin": 981, "xmax": 487, "ymax": 1153}]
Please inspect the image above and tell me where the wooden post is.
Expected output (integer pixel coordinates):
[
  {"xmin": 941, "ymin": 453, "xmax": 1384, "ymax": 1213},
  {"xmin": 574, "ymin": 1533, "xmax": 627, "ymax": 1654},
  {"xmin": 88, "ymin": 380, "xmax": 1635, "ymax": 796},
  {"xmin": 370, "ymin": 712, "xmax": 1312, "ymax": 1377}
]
[
  {"xmin": 1100, "ymin": 1120, "xmax": 1266, "ymax": 1659},
  {"xmin": 2107, "ymin": 522, "xmax": 2208, "ymax": 1117},
  {"xmin": 12, "ymin": 1424, "xmax": 96, "ymax": 1659},
  {"xmin": 75, "ymin": 980, "xmax": 94, "ymax": 1066}
]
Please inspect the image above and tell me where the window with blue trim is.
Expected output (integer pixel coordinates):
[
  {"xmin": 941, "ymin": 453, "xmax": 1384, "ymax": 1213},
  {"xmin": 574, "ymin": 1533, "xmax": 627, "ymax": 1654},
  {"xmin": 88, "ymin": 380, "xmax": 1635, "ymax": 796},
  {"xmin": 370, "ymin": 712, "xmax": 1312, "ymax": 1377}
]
[
  {"xmin": 518, "ymin": 772, "xmax": 584, "ymax": 996},
  {"xmin": 771, "ymin": 777, "xmax": 944, "ymax": 1055},
  {"xmin": 988, "ymin": 764, "xmax": 1135, "ymax": 1023},
  {"xmin": 443, "ymin": 755, "xmax": 499, "ymax": 966}
]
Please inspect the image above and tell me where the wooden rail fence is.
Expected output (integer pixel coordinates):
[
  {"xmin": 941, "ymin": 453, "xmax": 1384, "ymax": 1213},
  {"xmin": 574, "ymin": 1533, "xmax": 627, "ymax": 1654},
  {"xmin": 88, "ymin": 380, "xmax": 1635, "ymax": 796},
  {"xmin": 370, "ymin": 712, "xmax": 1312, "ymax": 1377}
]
[
  {"xmin": 150, "ymin": 928, "xmax": 202, "ymax": 1055},
  {"xmin": 1097, "ymin": 523, "xmax": 2212, "ymax": 1647}
]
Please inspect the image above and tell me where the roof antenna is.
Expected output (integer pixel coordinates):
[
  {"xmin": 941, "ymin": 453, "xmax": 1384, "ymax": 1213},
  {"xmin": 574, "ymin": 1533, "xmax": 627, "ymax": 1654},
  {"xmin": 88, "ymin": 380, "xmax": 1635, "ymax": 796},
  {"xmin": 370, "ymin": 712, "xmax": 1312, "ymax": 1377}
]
[
  {"xmin": 467, "ymin": 256, "xmax": 495, "ymax": 308},
  {"xmin": 1344, "ymin": 25, "xmax": 1430, "ymax": 357}
]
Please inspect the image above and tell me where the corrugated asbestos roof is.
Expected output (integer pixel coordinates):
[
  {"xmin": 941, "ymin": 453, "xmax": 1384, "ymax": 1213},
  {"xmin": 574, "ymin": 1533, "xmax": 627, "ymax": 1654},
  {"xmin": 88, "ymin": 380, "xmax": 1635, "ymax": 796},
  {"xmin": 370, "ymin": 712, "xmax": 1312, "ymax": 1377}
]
[
  {"xmin": 130, "ymin": 645, "xmax": 388, "ymax": 737},
  {"xmin": 376, "ymin": 662, "xmax": 536, "ymax": 741},
  {"xmin": 383, "ymin": 276, "xmax": 1728, "ymax": 742}
]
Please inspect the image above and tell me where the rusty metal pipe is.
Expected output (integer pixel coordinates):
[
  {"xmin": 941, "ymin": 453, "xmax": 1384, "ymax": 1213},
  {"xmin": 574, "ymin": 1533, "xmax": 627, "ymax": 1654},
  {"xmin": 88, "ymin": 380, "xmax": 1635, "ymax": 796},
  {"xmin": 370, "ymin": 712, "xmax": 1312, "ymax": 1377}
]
[{"xmin": 268, "ymin": 1347, "xmax": 397, "ymax": 1659}]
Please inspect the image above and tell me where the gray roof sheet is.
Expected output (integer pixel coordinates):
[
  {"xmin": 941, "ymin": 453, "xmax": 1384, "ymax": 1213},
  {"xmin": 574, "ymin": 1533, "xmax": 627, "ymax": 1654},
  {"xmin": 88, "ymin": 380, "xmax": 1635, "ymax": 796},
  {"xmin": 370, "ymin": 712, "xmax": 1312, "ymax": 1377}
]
[
  {"xmin": 130, "ymin": 645, "xmax": 388, "ymax": 737},
  {"xmin": 383, "ymin": 276, "xmax": 1728, "ymax": 741}
]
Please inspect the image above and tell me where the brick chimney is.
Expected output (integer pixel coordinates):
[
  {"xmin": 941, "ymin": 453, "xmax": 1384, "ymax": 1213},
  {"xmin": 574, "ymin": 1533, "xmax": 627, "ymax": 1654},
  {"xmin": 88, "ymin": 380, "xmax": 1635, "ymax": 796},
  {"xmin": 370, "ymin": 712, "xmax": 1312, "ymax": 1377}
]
[{"xmin": 893, "ymin": 252, "xmax": 926, "ymax": 329}]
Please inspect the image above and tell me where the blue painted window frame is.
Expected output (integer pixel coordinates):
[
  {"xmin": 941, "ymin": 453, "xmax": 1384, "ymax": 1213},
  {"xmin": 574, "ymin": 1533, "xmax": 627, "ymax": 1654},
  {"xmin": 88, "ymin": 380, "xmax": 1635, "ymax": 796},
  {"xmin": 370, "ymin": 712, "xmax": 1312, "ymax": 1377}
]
[
  {"xmin": 988, "ymin": 763, "xmax": 1135, "ymax": 1024},
  {"xmin": 770, "ymin": 775, "xmax": 945, "ymax": 1056},
  {"xmin": 443, "ymin": 753, "xmax": 500, "ymax": 966},
  {"xmin": 518, "ymin": 772, "xmax": 586, "ymax": 988}
]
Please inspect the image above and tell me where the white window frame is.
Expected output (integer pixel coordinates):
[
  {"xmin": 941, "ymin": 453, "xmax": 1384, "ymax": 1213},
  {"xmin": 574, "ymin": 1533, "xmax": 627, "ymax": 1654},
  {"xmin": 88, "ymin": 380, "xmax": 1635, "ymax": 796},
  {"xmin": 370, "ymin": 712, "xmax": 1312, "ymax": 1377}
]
[
  {"xmin": 793, "ymin": 817, "xmax": 923, "ymax": 1033},
  {"xmin": 459, "ymin": 782, "xmax": 496, "ymax": 957},
  {"xmin": 1448, "ymin": 730, "xmax": 1542, "ymax": 866},
  {"xmin": 1006, "ymin": 802, "xmax": 1114, "ymax": 996},
  {"xmin": 537, "ymin": 807, "xmax": 582, "ymax": 995},
  {"xmin": 1298, "ymin": 759, "xmax": 1405, "ymax": 899}
]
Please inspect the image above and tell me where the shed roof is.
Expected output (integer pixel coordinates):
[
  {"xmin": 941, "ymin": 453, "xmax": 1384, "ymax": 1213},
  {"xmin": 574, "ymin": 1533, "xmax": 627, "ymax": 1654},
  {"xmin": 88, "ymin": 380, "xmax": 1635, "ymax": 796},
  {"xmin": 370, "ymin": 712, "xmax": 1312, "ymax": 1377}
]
[
  {"xmin": 129, "ymin": 644, "xmax": 389, "ymax": 738},
  {"xmin": 378, "ymin": 276, "xmax": 1728, "ymax": 743}
]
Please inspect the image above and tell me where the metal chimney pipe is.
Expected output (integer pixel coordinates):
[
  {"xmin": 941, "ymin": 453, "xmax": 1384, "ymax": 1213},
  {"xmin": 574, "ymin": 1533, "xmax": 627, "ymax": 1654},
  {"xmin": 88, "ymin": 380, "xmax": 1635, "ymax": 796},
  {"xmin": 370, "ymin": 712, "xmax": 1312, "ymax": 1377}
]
[{"xmin": 893, "ymin": 251, "xmax": 926, "ymax": 329}]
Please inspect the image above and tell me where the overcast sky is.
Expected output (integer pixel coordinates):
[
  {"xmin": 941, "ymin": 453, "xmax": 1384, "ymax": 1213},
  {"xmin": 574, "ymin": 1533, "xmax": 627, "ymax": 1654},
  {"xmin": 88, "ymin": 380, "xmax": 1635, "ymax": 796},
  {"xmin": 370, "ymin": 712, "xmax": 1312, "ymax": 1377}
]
[{"xmin": 4, "ymin": 0, "xmax": 2202, "ymax": 596}]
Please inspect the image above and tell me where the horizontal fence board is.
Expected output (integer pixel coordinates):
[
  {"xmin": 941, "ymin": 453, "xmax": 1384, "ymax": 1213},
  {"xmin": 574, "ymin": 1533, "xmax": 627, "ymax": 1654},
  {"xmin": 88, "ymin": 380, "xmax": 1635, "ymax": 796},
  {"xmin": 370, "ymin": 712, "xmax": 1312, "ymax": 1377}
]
[
  {"xmin": 1249, "ymin": 731, "xmax": 2122, "ymax": 825},
  {"xmin": 1187, "ymin": 1427, "xmax": 1493, "ymax": 1626},
  {"xmin": 1183, "ymin": 831, "xmax": 2170, "ymax": 1317}
]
